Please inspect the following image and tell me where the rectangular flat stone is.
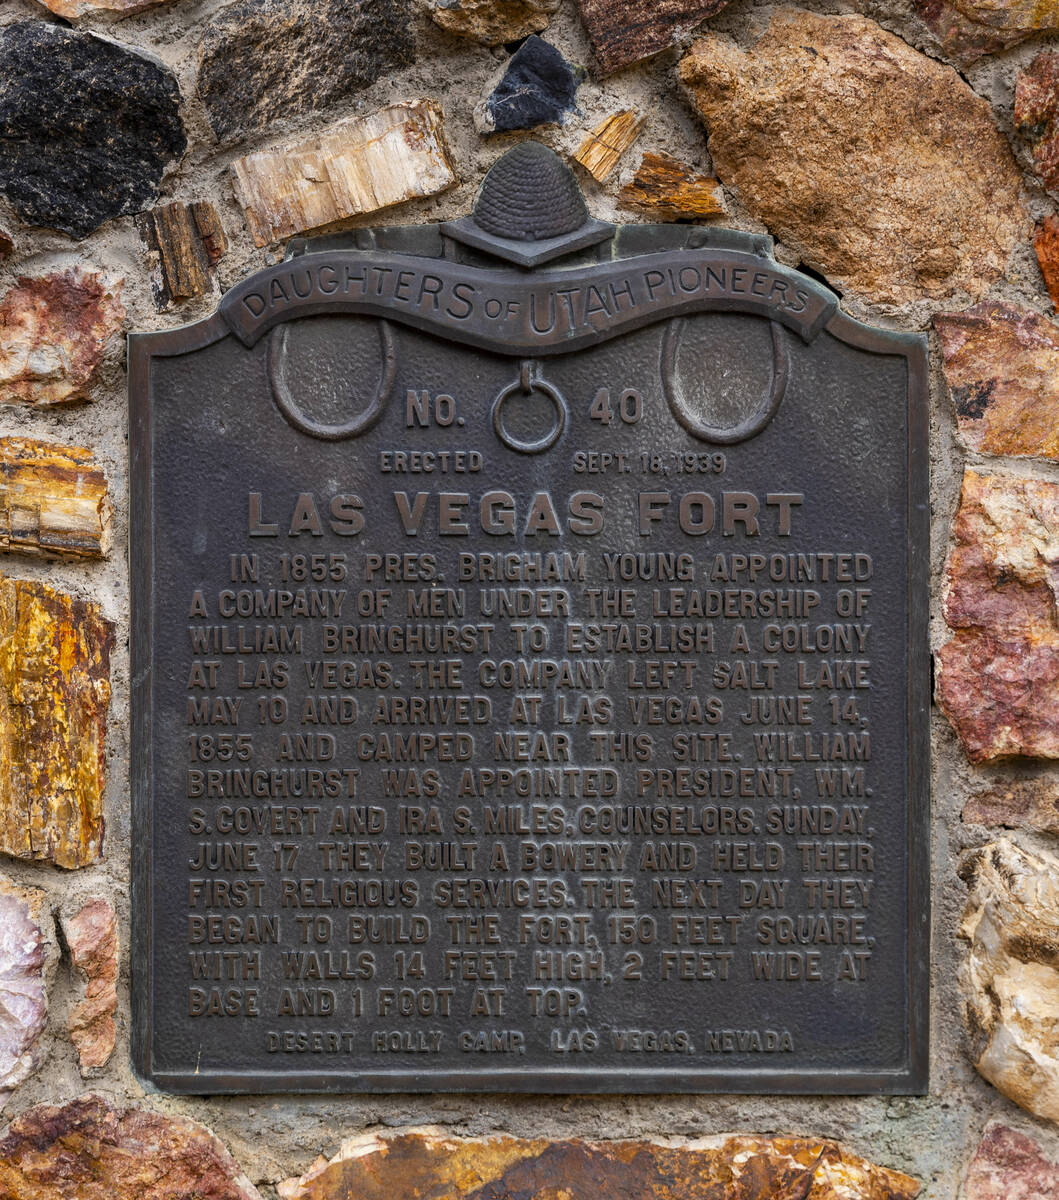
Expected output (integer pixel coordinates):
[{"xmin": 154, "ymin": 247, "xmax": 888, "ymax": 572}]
[
  {"xmin": 572, "ymin": 109, "xmax": 643, "ymax": 180},
  {"xmin": 139, "ymin": 200, "xmax": 227, "ymax": 307},
  {"xmin": 619, "ymin": 150, "xmax": 725, "ymax": 219},
  {"xmin": 577, "ymin": 0, "xmax": 730, "ymax": 73},
  {"xmin": 0, "ymin": 438, "xmax": 108, "ymax": 559}
]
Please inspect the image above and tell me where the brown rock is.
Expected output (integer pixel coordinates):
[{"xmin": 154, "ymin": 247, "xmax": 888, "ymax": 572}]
[
  {"xmin": 0, "ymin": 1095, "xmax": 263, "ymax": 1199},
  {"xmin": 0, "ymin": 874, "xmax": 56, "ymax": 1102},
  {"xmin": 431, "ymin": 0, "xmax": 560, "ymax": 45},
  {"xmin": 61, "ymin": 899, "xmax": 117, "ymax": 1072},
  {"xmin": 937, "ymin": 470, "xmax": 1059, "ymax": 762},
  {"xmin": 577, "ymin": 0, "xmax": 731, "ymax": 74},
  {"xmin": 277, "ymin": 1128, "xmax": 919, "ymax": 1200},
  {"xmin": 1016, "ymin": 53, "xmax": 1059, "ymax": 195},
  {"xmin": 0, "ymin": 439, "xmax": 108, "ymax": 560},
  {"xmin": 138, "ymin": 201, "xmax": 227, "ymax": 308},
  {"xmin": 1035, "ymin": 216, "xmax": 1059, "ymax": 309},
  {"xmin": 962, "ymin": 1123, "xmax": 1059, "ymax": 1199},
  {"xmin": 619, "ymin": 150, "xmax": 725, "ymax": 219},
  {"xmin": 0, "ymin": 230, "xmax": 11, "ymax": 259},
  {"xmin": 960, "ymin": 838, "xmax": 1059, "ymax": 1121},
  {"xmin": 913, "ymin": 0, "xmax": 1051, "ymax": 65},
  {"xmin": 680, "ymin": 10, "xmax": 1028, "ymax": 305},
  {"xmin": 0, "ymin": 575, "xmax": 113, "ymax": 869},
  {"xmin": 0, "ymin": 270, "xmax": 124, "ymax": 407},
  {"xmin": 572, "ymin": 110, "xmax": 643, "ymax": 181},
  {"xmin": 964, "ymin": 779, "xmax": 1059, "ymax": 834},
  {"xmin": 231, "ymin": 99, "xmax": 457, "ymax": 248},
  {"xmin": 934, "ymin": 302, "xmax": 1059, "ymax": 460}
]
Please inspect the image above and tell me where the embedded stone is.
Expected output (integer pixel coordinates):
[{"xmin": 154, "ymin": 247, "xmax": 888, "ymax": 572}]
[
  {"xmin": 35, "ymin": 0, "xmax": 173, "ymax": 19},
  {"xmin": 680, "ymin": 10, "xmax": 1028, "ymax": 305},
  {"xmin": 577, "ymin": 0, "xmax": 731, "ymax": 74},
  {"xmin": 0, "ymin": 271, "xmax": 124, "ymax": 408},
  {"xmin": 277, "ymin": 1129, "xmax": 919, "ymax": 1200},
  {"xmin": 1036, "ymin": 216, "xmax": 1059, "ymax": 310},
  {"xmin": 1016, "ymin": 52, "xmax": 1059, "ymax": 196},
  {"xmin": 61, "ymin": 899, "xmax": 117, "ymax": 1072},
  {"xmin": 0, "ymin": 229, "xmax": 11, "ymax": 259},
  {"xmin": 0, "ymin": 439, "xmax": 108, "ymax": 559},
  {"xmin": 572, "ymin": 110, "xmax": 643, "ymax": 181},
  {"xmin": 913, "ymin": 0, "xmax": 1053, "ymax": 65},
  {"xmin": 960, "ymin": 838, "xmax": 1059, "ymax": 1121},
  {"xmin": 964, "ymin": 780, "xmax": 1059, "ymax": 834},
  {"xmin": 619, "ymin": 150, "xmax": 725, "ymax": 219},
  {"xmin": 430, "ymin": 0, "xmax": 560, "ymax": 45},
  {"xmin": 231, "ymin": 99, "xmax": 457, "ymax": 248},
  {"xmin": 937, "ymin": 470, "xmax": 1059, "ymax": 762},
  {"xmin": 0, "ymin": 575, "xmax": 114, "ymax": 869},
  {"xmin": 485, "ymin": 37, "xmax": 584, "ymax": 133},
  {"xmin": 198, "ymin": 0, "xmax": 415, "ymax": 143},
  {"xmin": 138, "ymin": 201, "xmax": 227, "ymax": 308},
  {"xmin": 0, "ymin": 23, "xmax": 186, "ymax": 238},
  {"xmin": 0, "ymin": 1096, "xmax": 263, "ymax": 1199},
  {"xmin": 934, "ymin": 302, "xmax": 1059, "ymax": 460},
  {"xmin": 0, "ymin": 874, "xmax": 56, "ymax": 1102},
  {"xmin": 963, "ymin": 1123, "xmax": 1059, "ymax": 1199}
]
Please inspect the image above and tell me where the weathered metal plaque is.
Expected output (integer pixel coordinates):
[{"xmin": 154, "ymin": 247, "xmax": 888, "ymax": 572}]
[{"xmin": 130, "ymin": 143, "xmax": 928, "ymax": 1094}]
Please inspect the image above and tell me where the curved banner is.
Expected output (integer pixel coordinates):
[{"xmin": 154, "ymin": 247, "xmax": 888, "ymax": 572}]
[{"xmin": 219, "ymin": 249, "xmax": 837, "ymax": 352}]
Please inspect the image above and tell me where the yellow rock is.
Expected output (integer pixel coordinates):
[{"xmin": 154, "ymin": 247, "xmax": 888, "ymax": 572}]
[{"xmin": 0, "ymin": 438, "xmax": 108, "ymax": 560}]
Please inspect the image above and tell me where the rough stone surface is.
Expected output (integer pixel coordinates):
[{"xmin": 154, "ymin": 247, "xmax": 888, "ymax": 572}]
[
  {"xmin": 231, "ymin": 99, "xmax": 457, "ymax": 247},
  {"xmin": 0, "ymin": 575, "xmax": 113, "ymax": 869},
  {"xmin": 61, "ymin": 899, "xmax": 117, "ymax": 1072},
  {"xmin": 934, "ymin": 302, "xmax": 1059, "ymax": 460},
  {"xmin": 0, "ymin": 231, "xmax": 11, "ymax": 260},
  {"xmin": 430, "ymin": 0, "xmax": 560, "ymax": 45},
  {"xmin": 619, "ymin": 150, "xmax": 725, "ymax": 218},
  {"xmin": 1035, "ymin": 216, "xmax": 1059, "ymax": 310},
  {"xmin": 0, "ymin": 271, "xmax": 124, "ymax": 409},
  {"xmin": 138, "ymin": 201, "xmax": 227, "ymax": 308},
  {"xmin": 680, "ymin": 10, "xmax": 1028, "ymax": 305},
  {"xmin": 198, "ymin": 0, "xmax": 416, "ymax": 143},
  {"xmin": 964, "ymin": 779, "xmax": 1059, "ymax": 833},
  {"xmin": 35, "ymin": 0, "xmax": 173, "ymax": 18},
  {"xmin": 962, "ymin": 1123, "xmax": 1059, "ymax": 1199},
  {"xmin": 0, "ymin": 440, "xmax": 108, "ymax": 561},
  {"xmin": 937, "ymin": 470, "xmax": 1059, "ymax": 762},
  {"xmin": 572, "ymin": 109, "xmax": 643, "ymax": 181},
  {"xmin": 577, "ymin": 0, "xmax": 731, "ymax": 74},
  {"xmin": 485, "ymin": 37, "xmax": 584, "ymax": 132},
  {"xmin": 277, "ymin": 1129, "xmax": 920, "ymax": 1200},
  {"xmin": 0, "ymin": 23, "xmax": 186, "ymax": 239},
  {"xmin": 0, "ymin": 874, "xmax": 56, "ymax": 1104},
  {"xmin": 0, "ymin": 1096, "xmax": 263, "ymax": 1199},
  {"xmin": 960, "ymin": 838, "xmax": 1059, "ymax": 1122},
  {"xmin": 1015, "ymin": 52, "xmax": 1059, "ymax": 196},
  {"xmin": 913, "ymin": 0, "xmax": 1055, "ymax": 64}
]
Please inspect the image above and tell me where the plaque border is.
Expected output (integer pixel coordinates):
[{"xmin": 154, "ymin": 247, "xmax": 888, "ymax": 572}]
[{"xmin": 130, "ymin": 262, "xmax": 929, "ymax": 1097}]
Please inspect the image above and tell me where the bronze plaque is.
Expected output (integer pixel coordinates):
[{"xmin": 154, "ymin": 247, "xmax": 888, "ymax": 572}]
[{"xmin": 130, "ymin": 143, "xmax": 929, "ymax": 1094}]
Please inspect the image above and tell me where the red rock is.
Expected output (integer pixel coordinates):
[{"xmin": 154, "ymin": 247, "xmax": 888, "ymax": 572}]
[
  {"xmin": 0, "ymin": 1096, "xmax": 263, "ymax": 1199},
  {"xmin": 964, "ymin": 779, "xmax": 1059, "ymax": 833},
  {"xmin": 934, "ymin": 302, "xmax": 1059, "ymax": 459},
  {"xmin": 1035, "ymin": 216, "xmax": 1059, "ymax": 309},
  {"xmin": 0, "ymin": 874, "xmax": 56, "ymax": 1102},
  {"xmin": 61, "ymin": 899, "xmax": 117, "ymax": 1071},
  {"xmin": 937, "ymin": 470, "xmax": 1059, "ymax": 762},
  {"xmin": 963, "ymin": 1123, "xmax": 1059, "ymax": 1198},
  {"xmin": 914, "ymin": 0, "xmax": 1053, "ymax": 64},
  {"xmin": 577, "ymin": 0, "xmax": 731, "ymax": 74},
  {"xmin": 0, "ymin": 270, "xmax": 124, "ymax": 407},
  {"xmin": 1016, "ymin": 52, "xmax": 1059, "ymax": 195}
]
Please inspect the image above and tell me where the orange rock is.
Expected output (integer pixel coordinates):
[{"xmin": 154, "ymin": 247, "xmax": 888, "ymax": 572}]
[
  {"xmin": 0, "ymin": 438, "xmax": 108, "ymax": 559},
  {"xmin": 572, "ymin": 110, "xmax": 644, "ymax": 181},
  {"xmin": 0, "ymin": 575, "xmax": 113, "ymax": 868},
  {"xmin": 62, "ymin": 899, "xmax": 118, "ymax": 1071},
  {"xmin": 0, "ymin": 270, "xmax": 124, "ymax": 407},
  {"xmin": 619, "ymin": 151, "xmax": 726, "ymax": 219},
  {"xmin": 1016, "ymin": 52, "xmax": 1059, "ymax": 194},
  {"xmin": 1035, "ymin": 215, "xmax": 1059, "ymax": 309},
  {"xmin": 277, "ymin": 1129, "xmax": 919, "ymax": 1200}
]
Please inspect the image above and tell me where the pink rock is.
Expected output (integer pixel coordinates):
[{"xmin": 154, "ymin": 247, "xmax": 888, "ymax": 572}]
[
  {"xmin": 0, "ymin": 873, "xmax": 56, "ymax": 1101},
  {"xmin": 963, "ymin": 1123, "xmax": 1059, "ymax": 1198},
  {"xmin": 62, "ymin": 898, "xmax": 118, "ymax": 1072}
]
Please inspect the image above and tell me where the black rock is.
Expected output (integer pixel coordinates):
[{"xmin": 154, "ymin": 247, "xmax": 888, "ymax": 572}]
[
  {"xmin": 486, "ymin": 35, "xmax": 583, "ymax": 132},
  {"xmin": 198, "ymin": 0, "xmax": 417, "ymax": 142},
  {"xmin": 0, "ymin": 22, "xmax": 186, "ymax": 240}
]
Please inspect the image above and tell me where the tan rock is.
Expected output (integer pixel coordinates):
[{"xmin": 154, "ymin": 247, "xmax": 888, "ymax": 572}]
[
  {"xmin": 138, "ymin": 200, "xmax": 227, "ymax": 308},
  {"xmin": 1036, "ymin": 216, "xmax": 1059, "ymax": 310},
  {"xmin": 962, "ymin": 1123, "xmax": 1059, "ymax": 1199},
  {"xmin": 430, "ymin": 0, "xmax": 560, "ymax": 45},
  {"xmin": 231, "ymin": 99, "xmax": 457, "ymax": 248},
  {"xmin": 0, "ymin": 873, "xmax": 56, "ymax": 1103},
  {"xmin": 572, "ymin": 110, "xmax": 643, "ymax": 181},
  {"xmin": 619, "ymin": 150, "xmax": 725, "ymax": 219},
  {"xmin": 679, "ymin": 10, "xmax": 1028, "ymax": 305},
  {"xmin": 61, "ymin": 899, "xmax": 117, "ymax": 1072},
  {"xmin": 964, "ymin": 779, "xmax": 1059, "ymax": 834},
  {"xmin": 934, "ymin": 302, "xmax": 1059, "ymax": 460},
  {"xmin": 277, "ymin": 1128, "xmax": 919, "ymax": 1200},
  {"xmin": 0, "ymin": 575, "xmax": 113, "ymax": 869},
  {"xmin": 960, "ymin": 838, "xmax": 1059, "ymax": 1121},
  {"xmin": 0, "ymin": 438, "xmax": 108, "ymax": 560},
  {"xmin": 0, "ymin": 270, "xmax": 124, "ymax": 407},
  {"xmin": 0, "ymin": 1095, "xmax": 263, "ymax": 1199},
  {"xmin": 937, "ymin": 470, "xmax": 1059, "ymax": 762},
  {"xmin": 34, "ymin": 0, "xmax": 170, "ymax": 17}
]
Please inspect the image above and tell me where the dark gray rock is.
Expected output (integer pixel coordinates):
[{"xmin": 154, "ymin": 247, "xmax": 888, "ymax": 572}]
[
  {"xmin": 0, "ymin": 23, "xmax": 186, "ymax": 240},
  {"xmin": 198, "ymin": 0, "xmax": 417, "ymax": 142},
  {"xmin": 486, "ymin": 36, "xmax": 583, "ymax": 132}
]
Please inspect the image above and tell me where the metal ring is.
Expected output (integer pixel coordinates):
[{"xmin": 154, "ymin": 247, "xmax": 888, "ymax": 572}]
[
  {"xmin": 267, "ymin": 319, "xmax": 395, "ymax": 441},
  {"xmin": 492, "ymin": 368, "xmax": 567, "ymax": 455},
  {"xmin": 661, "ymin": 318, "xmax": 789, "ymax": 444}
]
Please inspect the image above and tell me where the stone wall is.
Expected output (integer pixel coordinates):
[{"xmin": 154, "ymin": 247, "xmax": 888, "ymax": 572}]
[{"xmin": 1, "ymin": 0, "xmax": 1059, "ymax": 1194}]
